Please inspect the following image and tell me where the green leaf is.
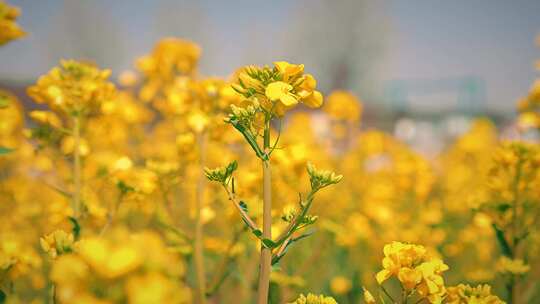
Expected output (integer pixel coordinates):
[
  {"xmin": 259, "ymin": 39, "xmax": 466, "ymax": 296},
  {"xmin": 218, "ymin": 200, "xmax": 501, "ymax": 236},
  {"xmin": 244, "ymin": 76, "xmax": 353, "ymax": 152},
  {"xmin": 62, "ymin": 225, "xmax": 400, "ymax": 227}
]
[
  {"xmin": 262, "ymin": 238, "xmax": 277, "ymax": 249},
  {"xmin": 496, "ymin": 202, "xmax": 512, "ymax": 213},
  {"xmin": 0, "ymin": 289, "xmax": 5, "ymax": 303},
  {"xmin": 239, "ymin": 201, "xmax": 248, "ymax": 212},
  {"xmin": 0, "ymin": 146, "xmax": 14, "ymax": 155},
  {"xmin": 492, "ymin": 223, "xmax": 512, "ymax": 257},
  {"xmin": 68, "ymin": 216, "xmax": 81, "ymax": 240},
  {"xmin": 117, "ymin": 180, "xmax": 135, "ymax": 195},
  {"xmin": 252, "ymin": 229, "xmax": 263, "ymax": 237},
  {"xmin": 271, "ymin": 231, "xmax": 315, "ymax": 265},
  {"xmin": 228, "ymin": 120, "xmax": 268, "ymax": 161}
]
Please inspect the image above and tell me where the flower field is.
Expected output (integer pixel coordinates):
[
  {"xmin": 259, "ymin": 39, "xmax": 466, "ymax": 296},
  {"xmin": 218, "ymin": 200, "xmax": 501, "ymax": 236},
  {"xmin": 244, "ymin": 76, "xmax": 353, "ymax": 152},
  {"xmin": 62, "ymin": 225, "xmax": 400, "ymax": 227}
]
[{"xmin": 1, "ymin": 2, "xmax": 540, "ymax": 304}]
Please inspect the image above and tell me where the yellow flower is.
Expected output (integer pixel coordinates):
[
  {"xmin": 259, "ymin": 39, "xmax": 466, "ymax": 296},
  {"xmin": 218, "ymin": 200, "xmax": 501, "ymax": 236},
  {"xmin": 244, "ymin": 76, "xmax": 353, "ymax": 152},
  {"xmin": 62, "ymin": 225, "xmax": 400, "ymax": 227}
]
[
  {"xmin": 496, "ymin": 256, "xmax": 530, "ymax": 275},
  {"xmin": 376, "ymin": 241, "xmax": 427, "ymax": 284},
  {"xmin": 61, "ymin": 136, "xmax": 90, "ymax": 156},
  {"xmin": 40, "ymin": 230, "xmax": 76, "ymax": 259},
  {"xmin": 29, "ymin": 110, "xmax": 63, "ymax": 129},
  {"xmin": 266, "ymin": 81, "xmax": 298, "ymax": 106},
  {"xmin": 187, "ymin": 111, "xmax": 209, "ymax": 133},
  {"xmin": 27, "ymin": 60, "xmax": 116, "ymax": 115},
  {"xmin": 330, "ymin": 275, "xmax": 352, "ymax": 295},
  {"xmin": 0, "ymin": 1, "xmax": 25, "ymax": 46},
  {"xmin": 303, "ymin": 90, "xmax": 324, "ymax": 108},
  {"xmin": 78, "ymin": 238, "xmax": 142, "ymax": 279},
  {"xmin": 363, "ymin": 287, "xmax": 376, "ymax": 304},
  {"xmin": 324, "ymin": 90, "xmax": 362, "ymax": 122},
  {"xmin": 446, "ymin": 284, "xmax": 505, "ymax": 304},
  {"xmin": 416, "ymin": 260, "xmax": 448, "ymax": 303},
  {"xmin": 126, "ymin": 273, "xmax": 191, "ymax": 304},
  {"xmin": 50, "ymin": 254, "xmax": 89, "ymax": 285},
  {"xmin": 288, "ymin": 293, "xmax": 338, "ymax": 304},
  {"xmin": 397, "ymin": 267, "xmax": 422, "ymax": 290},
  {"xmin": 232, "ymin": 61, "xmax": 323, "ymax": 116},
  {"xmin": 274, "ymin": 61, "xmax": 304, "ymax": 82}
]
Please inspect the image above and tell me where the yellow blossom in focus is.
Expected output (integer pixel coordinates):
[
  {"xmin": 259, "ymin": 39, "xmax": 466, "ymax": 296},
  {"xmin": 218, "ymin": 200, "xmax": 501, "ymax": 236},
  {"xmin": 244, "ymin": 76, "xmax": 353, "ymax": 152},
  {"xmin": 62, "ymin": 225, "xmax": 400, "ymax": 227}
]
[
  {"xmin": 232, "ymin": 61, "xmax": 323, "ymax": 117},
  {"xmin": 376, "ymin": 242, "xmax": 448, "ymax": 303},
  {"xmin": 266, "ymin": 81, "xmax": 298, "ymax": 107},
  {"xmin": 274, "ymin": 61, "xmax": 304, "ymax": 81},
  {"xmin": 375, "ymin": 241, "xmax": 427, "ymax": 284}
]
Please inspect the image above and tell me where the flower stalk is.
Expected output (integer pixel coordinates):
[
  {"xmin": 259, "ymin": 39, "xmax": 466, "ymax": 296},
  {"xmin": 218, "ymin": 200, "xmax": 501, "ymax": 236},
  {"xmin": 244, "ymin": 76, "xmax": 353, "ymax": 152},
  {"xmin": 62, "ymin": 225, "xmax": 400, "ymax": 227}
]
[{"xmin": 257, "ymin": 120, "xmax": 272, "ymax": 304}]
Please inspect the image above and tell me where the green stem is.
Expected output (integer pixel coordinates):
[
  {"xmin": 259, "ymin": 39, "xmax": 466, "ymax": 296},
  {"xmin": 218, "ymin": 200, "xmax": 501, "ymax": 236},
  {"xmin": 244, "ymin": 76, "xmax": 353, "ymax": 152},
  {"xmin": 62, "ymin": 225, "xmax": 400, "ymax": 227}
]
[{"xmin": 257, "ymin": 120, "xmax": 272, "ymax": 304}]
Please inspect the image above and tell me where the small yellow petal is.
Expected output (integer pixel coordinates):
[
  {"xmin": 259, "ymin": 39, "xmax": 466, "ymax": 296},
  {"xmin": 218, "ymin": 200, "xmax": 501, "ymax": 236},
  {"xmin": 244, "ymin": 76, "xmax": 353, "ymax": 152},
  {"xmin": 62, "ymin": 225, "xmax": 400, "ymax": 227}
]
[
  {"xmin": 280, "ymin": 94, "xmax": 298, "ymax": 107},
  {"xmin": 303, "ymin": 91, "xmax": 323, "ymax": 108}
]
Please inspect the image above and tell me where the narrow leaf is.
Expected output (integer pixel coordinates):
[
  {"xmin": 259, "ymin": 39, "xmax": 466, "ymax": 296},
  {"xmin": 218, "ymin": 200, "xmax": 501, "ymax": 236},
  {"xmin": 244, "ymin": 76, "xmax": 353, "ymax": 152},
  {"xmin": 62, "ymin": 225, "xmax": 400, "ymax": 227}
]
[
  {"xmin": 492, "ymin": 223, "xmax": 512, "ymax": 257},
  {"xmin": 68, "ymin": 216, "xmax": 81, "ymax": 240},
  {"xmin": 0, "ymin": 146, "xmax": 14, "ymax": 155}
]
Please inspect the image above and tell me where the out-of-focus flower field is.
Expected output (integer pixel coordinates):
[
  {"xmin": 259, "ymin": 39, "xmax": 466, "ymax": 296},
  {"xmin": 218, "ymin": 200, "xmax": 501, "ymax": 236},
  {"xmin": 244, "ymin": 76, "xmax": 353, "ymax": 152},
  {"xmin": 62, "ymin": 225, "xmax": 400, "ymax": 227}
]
[{"xmin": 1, "ymin": 2, "xmax": 540, "ymax": 304}]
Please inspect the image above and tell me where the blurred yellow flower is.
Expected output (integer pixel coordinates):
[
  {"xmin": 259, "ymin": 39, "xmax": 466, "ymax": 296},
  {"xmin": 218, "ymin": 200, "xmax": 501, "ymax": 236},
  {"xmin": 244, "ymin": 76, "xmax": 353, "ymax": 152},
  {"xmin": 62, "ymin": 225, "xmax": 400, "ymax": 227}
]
[
  {"xmin": 496, "ymin": 256, "xmax": 530, "ymax": 275},
  {"xmin": 446, "ymin": 284, "xmax": 504, "ymax": 304},
  {"xmin": 0, "ymin": 1, "xmax": 25, "ymax": 45},
  {"xmin": 330, "ymin": 275, "xmax": 352, "ymax": 295},
  {"xmin": 288, "ymin": 293, "xmax": 337, "ymax": 304},
  {"xmin": 27, "ymin": 60, "xmax": 116, "ymax": 116},
  {"xmin": 40, "ymin": 230, "xmax": 75, "ymax": 259},
  {"xmin": 324, "ymin": 90, "xmax": 362, "ymax": 122}
]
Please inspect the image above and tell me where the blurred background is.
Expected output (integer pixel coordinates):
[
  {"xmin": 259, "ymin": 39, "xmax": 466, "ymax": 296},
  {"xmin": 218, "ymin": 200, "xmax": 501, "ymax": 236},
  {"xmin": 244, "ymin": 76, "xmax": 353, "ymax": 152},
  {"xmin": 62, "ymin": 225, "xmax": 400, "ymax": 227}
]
[{"xmin": 2, "ymin": 0, "xmax": 540, "ymax": 155}]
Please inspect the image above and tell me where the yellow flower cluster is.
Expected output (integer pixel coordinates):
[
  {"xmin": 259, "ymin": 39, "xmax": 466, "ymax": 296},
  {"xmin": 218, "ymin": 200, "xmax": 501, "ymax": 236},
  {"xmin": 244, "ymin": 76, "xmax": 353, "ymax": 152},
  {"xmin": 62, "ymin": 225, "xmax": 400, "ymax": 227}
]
[
  {"xmin": 330, "ymin": 276, "xmax": 352, "ymax": 295},
  {"xmin": 27, "ymin": 60, "xmax": 116, "ymax": 116},
  {"xmin": 50, "ymin": 228, "xmax": 191, "ymax": 303},
  {"xmin": 137, "ymin": 37, "xmax": 201, "ymax": 102},
  {"xmin": 288, "ymin": 293, "xmax": 338, "ymax": 304},
  {"xmin": 2, "ymin": 18, "xmax": 538, "ymax": 303},
  {"xmin": 324, "ymin": 90, "xmax": 363, "ymax": 122},
  {"xmin": 482, "ymin": 142, "xmax": 540, "ymax": 238},
  {"xmin": 496, "ymin": 256, "xmax": 530, "ymax": 275},
  {"xmin": 0, "ymin": 0, "xmax": 25, "ymax": 45},
  {"xmin": 39, "ymin": 230, "xmax": 76, "ymax": 259},
  {"xmin": 446, "ymin": 284, "xmax": 505, "ymax": 304},
  {"xmin": 232, "ymin": 61, "xmax": 323, "ymax": 116},
  {"xmin": 376, "ymin": 242, "xmax": 448, "ymax": 303}
]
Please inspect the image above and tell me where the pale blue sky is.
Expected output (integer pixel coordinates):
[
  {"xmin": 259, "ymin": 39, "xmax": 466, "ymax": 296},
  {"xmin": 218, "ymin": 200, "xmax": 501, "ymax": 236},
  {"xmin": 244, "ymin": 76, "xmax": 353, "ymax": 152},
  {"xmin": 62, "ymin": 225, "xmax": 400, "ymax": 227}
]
[{"xmin": 1, "ymin": 0, "xmax": 539, "ymax": 113}]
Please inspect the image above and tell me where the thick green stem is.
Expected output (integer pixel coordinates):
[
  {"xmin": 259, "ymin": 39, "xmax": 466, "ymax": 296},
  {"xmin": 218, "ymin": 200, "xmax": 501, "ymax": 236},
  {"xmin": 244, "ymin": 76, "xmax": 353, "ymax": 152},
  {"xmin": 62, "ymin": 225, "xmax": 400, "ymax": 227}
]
[
  {"xmin": 72, "ymin": 116, "xmax": 81, "ymax": 219},
  {"xmin": 257, "ymin": 159, "xmax": 272, "ymax": 304},
  {"xmin": 194, "ymin": 132, "xmax": 207, "ymax": 304},
  {"xmin": 257, "ymin": 119, "xmax": 272, "ymax": 304}
]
